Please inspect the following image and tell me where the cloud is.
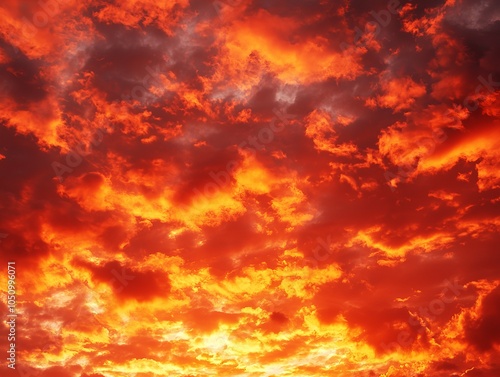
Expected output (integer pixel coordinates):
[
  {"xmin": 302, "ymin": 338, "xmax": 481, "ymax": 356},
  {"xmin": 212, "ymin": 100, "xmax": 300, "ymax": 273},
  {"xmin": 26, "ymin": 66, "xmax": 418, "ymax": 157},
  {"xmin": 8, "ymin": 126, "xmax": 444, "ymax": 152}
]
[{"xmin": 0, "ymin": 0, "xmax": 499, "ymax": 375}]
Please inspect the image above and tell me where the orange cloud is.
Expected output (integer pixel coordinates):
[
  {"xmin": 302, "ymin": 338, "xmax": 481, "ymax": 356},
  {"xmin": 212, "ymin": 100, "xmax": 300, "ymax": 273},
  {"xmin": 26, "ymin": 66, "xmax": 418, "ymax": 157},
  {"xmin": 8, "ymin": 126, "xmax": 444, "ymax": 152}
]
[{"xmin": 0, "ymin": 0, "xmax": 499, "ymax": 376}]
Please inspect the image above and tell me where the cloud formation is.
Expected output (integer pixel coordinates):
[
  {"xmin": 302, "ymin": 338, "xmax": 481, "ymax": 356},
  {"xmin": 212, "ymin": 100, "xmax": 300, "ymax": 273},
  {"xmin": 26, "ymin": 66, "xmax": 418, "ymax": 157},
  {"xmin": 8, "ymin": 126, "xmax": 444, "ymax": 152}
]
[{"xmin": 0, "ymin": 0, "xmax": 499, "ymax": 376}]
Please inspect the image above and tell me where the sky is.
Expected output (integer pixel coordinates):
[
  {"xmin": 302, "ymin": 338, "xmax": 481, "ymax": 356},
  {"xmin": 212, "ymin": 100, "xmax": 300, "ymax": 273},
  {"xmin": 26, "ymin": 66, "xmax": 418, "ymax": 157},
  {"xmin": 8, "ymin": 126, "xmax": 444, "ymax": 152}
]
[{"xmin": 0, "ymin": 0, "xmax": 499, "ymax": 376}]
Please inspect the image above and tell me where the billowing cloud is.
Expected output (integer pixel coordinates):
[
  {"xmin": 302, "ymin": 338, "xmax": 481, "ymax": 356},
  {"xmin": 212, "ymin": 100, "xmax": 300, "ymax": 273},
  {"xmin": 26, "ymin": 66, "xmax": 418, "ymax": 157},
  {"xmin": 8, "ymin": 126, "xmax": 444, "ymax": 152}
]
[{"xmin": 0, "ymin": 0, "xmax": 499, "ymax": 376}]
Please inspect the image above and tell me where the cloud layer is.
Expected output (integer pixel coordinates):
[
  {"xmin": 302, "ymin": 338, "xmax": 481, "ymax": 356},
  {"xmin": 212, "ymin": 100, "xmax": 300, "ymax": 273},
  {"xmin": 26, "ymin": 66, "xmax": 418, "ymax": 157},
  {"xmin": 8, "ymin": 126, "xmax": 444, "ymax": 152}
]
[{"xmin": 0, "ymin": 0, "xmax": 499, "ymax": 376}]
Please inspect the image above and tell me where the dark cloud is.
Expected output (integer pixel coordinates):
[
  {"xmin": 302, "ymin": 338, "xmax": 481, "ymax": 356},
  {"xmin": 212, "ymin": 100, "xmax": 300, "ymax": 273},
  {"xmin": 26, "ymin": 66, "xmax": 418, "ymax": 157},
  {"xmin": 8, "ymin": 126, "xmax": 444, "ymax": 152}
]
[{"xmin": 465, "ymin": 284, "xmax": 500, "ymax": 351}]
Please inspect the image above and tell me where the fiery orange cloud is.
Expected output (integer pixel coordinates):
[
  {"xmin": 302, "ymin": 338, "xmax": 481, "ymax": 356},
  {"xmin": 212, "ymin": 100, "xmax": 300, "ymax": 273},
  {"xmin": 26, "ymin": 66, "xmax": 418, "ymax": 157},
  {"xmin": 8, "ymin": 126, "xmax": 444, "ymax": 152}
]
[{"xmin": 0, "ymin": 0, "xmax": 499, "ymax": 376}]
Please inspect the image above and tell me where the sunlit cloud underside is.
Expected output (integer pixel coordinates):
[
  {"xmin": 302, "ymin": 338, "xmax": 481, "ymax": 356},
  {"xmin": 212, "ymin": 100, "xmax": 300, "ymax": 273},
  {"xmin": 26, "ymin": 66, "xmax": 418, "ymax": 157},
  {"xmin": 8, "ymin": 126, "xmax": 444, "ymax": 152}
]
[{"xmin": 0, "ymin": 0, "xmax": 499, "ymax": 376}]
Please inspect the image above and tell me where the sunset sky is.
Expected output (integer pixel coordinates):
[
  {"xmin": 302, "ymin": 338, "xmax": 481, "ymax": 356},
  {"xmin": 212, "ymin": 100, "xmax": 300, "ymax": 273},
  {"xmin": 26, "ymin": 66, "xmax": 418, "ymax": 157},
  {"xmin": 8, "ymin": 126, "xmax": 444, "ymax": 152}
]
[{"xmin": 0, "ymin": 0, "xmax": 500, "ymax": 376}]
